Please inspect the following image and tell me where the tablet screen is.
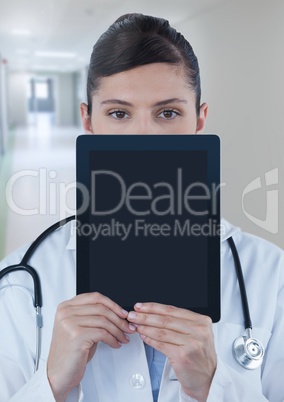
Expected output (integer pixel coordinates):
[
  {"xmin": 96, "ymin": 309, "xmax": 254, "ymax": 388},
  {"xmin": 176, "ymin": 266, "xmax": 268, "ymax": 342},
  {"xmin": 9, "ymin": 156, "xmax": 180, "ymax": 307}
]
[{"xmin": 76, "ymin": 135, "xmax": 220, "ymax": 322}]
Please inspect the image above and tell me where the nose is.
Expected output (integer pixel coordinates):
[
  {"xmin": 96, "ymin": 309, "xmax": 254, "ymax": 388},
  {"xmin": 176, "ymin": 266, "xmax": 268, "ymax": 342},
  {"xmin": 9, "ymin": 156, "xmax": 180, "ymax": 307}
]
[{"xmin": 129, "ymin": 115, "xmax": 160, "ymax": 135}]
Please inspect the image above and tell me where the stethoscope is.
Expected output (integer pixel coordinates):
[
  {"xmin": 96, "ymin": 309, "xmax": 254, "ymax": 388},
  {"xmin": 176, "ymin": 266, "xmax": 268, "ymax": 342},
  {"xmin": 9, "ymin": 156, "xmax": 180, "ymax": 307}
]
[
  {"xmin": 0, "ymin": 218, "xmax": 264, "ymax": 372},
  {"xmin": 227, "ymin": 237, "xmax": 264, "ymax": 370},
  {"xmin": 0, "ymin": 215, "xmax": 75, "ymax": 371}
]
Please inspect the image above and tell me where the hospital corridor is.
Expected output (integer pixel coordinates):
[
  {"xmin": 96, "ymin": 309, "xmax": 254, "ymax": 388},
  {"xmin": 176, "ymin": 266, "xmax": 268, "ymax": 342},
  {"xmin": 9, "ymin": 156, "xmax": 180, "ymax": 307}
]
[
  {"xmin": 0, "ymin": 0, "xmax": 91, "ymax": 258},
  {"xmin": 0, "ymin": 2, "xmax": 284, "ymax": 402},
  {"xmin": 0, "ymin": 0, "xmax": 283, "ymax": 261},
  {"xmin": 0, "ymin": 111, "xmax": 79, "ymax": 259}
]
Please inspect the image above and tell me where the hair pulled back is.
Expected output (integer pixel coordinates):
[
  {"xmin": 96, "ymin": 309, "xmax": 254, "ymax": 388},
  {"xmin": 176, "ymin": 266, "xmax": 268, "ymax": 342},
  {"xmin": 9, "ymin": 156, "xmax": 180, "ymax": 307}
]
[{"xmin": 87, "ymin": 13, "xmax": 201, "ymax": 115}]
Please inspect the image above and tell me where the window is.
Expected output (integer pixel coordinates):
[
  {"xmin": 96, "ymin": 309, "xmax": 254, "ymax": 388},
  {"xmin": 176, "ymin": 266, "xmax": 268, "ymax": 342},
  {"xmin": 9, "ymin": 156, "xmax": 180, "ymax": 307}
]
[{"xmin": 35, "ymin": 81, "xmax": 48, "ymax": 99}]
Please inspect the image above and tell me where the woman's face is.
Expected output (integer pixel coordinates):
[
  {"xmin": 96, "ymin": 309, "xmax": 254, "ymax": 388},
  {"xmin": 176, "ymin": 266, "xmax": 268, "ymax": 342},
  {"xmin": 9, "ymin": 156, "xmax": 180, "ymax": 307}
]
[{"xmin": 81, "ymin": 63, "xmax": 208, "ymax": 134}]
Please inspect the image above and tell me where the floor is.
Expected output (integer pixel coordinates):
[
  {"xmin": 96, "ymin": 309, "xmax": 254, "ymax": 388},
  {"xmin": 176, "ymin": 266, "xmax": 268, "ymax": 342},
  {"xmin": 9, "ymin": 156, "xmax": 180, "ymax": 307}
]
[{"xmin": 0, "ymin": 113, "xmax": 80, "ymax": 258}]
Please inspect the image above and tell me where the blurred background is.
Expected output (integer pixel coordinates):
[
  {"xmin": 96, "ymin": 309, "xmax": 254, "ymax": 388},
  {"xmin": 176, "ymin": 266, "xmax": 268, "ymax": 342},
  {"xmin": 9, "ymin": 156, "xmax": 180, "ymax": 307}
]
[{"xmin": 0, "ymin": 0, "xmax": 283, "ymax": 258}]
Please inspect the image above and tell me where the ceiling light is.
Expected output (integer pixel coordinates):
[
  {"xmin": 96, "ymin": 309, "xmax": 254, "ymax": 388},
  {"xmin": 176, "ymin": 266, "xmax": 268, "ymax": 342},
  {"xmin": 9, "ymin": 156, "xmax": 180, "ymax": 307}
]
[
  {"xmin": 12, "ymin": 29, "xmax": 31, "ymax": 36},
  {"xmin": 35, "ymin": 51, "xmax": 76, "ymax": 58}
]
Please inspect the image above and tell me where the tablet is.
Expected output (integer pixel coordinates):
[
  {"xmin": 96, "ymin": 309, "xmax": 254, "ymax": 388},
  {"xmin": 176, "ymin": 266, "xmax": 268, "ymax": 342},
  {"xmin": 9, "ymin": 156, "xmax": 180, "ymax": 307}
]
[{"xmin": 76, "ymin": 134, "xmax": 221, "ymax": 322}]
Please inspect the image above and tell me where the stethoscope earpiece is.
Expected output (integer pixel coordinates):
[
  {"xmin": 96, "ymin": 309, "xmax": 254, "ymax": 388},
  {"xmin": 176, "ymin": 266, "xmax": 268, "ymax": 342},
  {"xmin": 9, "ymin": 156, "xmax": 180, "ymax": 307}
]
[{"xmin": 233, "ymin": 329, "xmax": 264, "ymax": 370}]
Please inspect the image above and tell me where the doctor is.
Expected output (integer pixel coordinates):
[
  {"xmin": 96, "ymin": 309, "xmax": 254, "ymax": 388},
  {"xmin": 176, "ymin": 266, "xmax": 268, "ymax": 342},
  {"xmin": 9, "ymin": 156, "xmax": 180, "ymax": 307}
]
[{"xmin": 0, "ymin": 13, "xmax": 284, "ymax": 402}]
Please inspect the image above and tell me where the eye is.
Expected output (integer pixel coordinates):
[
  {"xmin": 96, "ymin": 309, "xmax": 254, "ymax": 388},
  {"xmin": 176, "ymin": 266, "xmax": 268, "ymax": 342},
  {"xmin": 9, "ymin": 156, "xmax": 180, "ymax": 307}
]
[
  {"xmin": 108, "ymin": 110, "xmax": 129, "ymax": 119},
  {"xmin": 158, "ymin": 109, "xmax": 180, "ymax": 119}
]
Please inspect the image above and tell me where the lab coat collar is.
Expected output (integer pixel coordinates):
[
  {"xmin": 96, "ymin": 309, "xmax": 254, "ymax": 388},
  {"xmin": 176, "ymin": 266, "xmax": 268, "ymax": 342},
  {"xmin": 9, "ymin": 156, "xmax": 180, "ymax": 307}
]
[
  {"xmin": 66, "ymin": 220, "xmax": 76, "ymax": 250},
  {"xmin": 220, "ymin": 217, "xmax": 240, "ymax": 242},
  {"xmin": 66, "ymin": 217, "xmax": 240, "ymax": 250}
]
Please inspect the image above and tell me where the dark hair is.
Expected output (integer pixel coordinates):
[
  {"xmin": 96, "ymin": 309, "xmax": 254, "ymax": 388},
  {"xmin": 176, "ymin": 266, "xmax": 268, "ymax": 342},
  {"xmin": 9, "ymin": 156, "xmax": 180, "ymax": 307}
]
[{"xmin": 87, "ymin": 13, "xmax": 201, "ymax": 115}]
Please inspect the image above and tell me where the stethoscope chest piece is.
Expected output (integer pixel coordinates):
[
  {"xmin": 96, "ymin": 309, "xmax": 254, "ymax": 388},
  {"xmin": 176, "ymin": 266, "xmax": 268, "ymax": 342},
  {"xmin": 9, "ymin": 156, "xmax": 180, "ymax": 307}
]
[{"xmin": 233, "ymin": 331, "xmax": 264, "ymax": 370}]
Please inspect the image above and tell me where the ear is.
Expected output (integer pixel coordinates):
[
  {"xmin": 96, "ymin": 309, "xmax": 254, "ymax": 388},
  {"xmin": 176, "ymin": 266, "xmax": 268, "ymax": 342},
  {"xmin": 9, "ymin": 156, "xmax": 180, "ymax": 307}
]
[
  {"xmin": 80, "ymin": 102, "xmax": 94, "ymax": 133},
  {"xmin": 196, "ymin": 102, "xmax": 208, "ymax": 134}
]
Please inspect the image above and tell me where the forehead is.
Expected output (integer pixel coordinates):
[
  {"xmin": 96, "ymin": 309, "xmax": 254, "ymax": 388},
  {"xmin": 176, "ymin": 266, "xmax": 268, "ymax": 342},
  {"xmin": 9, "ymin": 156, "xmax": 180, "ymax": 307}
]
[{"xmin": 93, "ymin": 63, "xmax": 195, "ymax": 104}]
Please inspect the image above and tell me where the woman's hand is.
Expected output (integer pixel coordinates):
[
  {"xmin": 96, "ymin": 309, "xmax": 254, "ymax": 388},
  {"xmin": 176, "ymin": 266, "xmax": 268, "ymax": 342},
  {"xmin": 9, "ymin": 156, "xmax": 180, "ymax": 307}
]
[
  {"xmin": 127, "ymin": 302, "xmax": 216, "ymax": 402},
  {"xmin": 47, "ymin": 292, "xmax": 135, "ymax": 402}
]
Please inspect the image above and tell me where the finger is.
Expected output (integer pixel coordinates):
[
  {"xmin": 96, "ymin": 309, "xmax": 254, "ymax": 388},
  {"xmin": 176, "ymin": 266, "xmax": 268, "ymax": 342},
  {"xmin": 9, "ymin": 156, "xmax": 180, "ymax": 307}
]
[
  {"xmin": 128, "ymin": 308, "xmax": 213, "ymax": 340},
  {"xmin": 129, "ymin": 311, "xmax": 214, "ymax": 346},
  {"xmin": 128, "ymin": 310, "xmax": 188, "ymax": 333},
  {"xmin": 64, "ymin": 315, "xmax": 131, "ymax": 344},
  {"xmin": 73, "ymin": 326, "xmax": 125, "ymax": 349},
  {"xmin": 139, "ymin": 331, "xmax": 209, "ymax": 365},
  {"xmin": 64, "ymin": 304, "xmax": 135, "ymax": 334},
  {"xmin": 136, "ymin": 325, "xmax": 186, "ymax": 346},
  {"xmin": 66, "ymin": 292, "xmax": 129, "ymax": 318},
  {"xmin": 128, "ymin": 309, "xmax": 206, "ymax": 334},
  {"xmin": 138, "ymin": 332, "xmax": 173, "ymax": 356},
  {"xmin": 133, "ymin": 302, "xmax": 204, "ymax": 322}
]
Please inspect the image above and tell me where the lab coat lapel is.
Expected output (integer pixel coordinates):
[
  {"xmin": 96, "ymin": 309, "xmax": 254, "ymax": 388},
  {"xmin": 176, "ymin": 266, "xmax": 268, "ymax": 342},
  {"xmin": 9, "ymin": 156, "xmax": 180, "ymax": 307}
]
[
  {"xmin": 158, "ymin": 360, "xmax": 180, "ymax": 402},
  {"xmin": 91, "ymin": 332, "xmax": 153, "ymax": 401}
]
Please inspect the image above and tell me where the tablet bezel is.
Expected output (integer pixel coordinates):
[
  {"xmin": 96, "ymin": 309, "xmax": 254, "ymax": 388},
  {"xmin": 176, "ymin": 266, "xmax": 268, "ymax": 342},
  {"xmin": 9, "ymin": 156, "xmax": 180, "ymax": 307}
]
[{"xmin": 76, "ymin": 134, "xmax": 220, "ymax": 322}]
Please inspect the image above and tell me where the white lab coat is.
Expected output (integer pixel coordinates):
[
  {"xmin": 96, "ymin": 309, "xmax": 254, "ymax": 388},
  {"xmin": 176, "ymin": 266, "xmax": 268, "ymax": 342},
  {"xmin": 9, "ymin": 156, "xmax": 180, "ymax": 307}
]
[{"xmin": 0, "ymin": 218, "xmax": 283, "ymax": 402}]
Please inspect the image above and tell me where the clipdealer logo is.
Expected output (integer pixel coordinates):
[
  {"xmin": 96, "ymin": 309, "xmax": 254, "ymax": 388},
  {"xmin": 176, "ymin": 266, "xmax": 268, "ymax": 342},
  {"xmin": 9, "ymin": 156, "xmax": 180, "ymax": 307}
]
[
  {"xmin": 242, "ymin": 168, "xmax": 279, "ymax": 234},
  {"xmin": 5, "ymin": 167, "xmax": 224, "ymax": 240},
  {"xmin": 74, "ymin": 168, "xmax": 224, "ymax": 240}
]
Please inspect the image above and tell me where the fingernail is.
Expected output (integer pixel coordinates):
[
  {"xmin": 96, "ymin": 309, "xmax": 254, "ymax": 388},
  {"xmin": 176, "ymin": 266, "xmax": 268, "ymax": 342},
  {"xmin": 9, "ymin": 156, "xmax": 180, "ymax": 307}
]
[
  {"xmin": 125, "ymin": 334, "xmax": 130, "ymax": 341},
  {"xmin": 128, "ymin": 324, "xmax": 136, "ymax": 331},
  {"xmin": 135, "ymin": 303, "xmax": 143, "ymax": 309},
  {"xmin": 121, "ymin": 309, "xmax": 128, "ymax": 315},
  {"xmin": 128, "ymin": 311, "xmax": 137, "ymax": 319}
]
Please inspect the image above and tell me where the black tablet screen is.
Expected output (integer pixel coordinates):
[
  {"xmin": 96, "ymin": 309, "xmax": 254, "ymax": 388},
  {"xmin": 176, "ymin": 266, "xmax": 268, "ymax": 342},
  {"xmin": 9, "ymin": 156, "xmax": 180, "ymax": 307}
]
[
  {"xmin": 76, "ymin": 134, "xmax": 220, "ymax": 321},
  {"xmin": 86, "ymin": 149, "xmax": 210, "ymax": 310}
]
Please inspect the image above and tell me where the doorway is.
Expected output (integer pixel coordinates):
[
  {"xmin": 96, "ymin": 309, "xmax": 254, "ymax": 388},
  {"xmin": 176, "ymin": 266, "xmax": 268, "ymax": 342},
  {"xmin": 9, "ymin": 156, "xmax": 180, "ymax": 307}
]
[{"xmin": 28, "ymin": 76, "xmax": 55, "ymax": 127}]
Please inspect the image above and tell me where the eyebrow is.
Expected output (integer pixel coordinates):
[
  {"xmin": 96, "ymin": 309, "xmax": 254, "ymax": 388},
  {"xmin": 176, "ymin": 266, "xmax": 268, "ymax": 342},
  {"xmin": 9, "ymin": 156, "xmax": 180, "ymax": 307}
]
[
  {"xmin": 100, "ymin": 98, "xmax": 188, "ymax": 107},
  {"xmin": 154, "ymin": 98, "xmax": 188, "ymax": 107},
  {"xmin": 100, "ymin": 99, "xmax": 133, "ymax": 107}
]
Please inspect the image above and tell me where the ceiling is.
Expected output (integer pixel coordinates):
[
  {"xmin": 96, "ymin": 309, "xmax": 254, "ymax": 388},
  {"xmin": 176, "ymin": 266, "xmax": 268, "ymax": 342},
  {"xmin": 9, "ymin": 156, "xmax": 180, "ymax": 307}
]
[{"xmin": 0, "ymin": 0, "xmax": 225, "ymax": 73}]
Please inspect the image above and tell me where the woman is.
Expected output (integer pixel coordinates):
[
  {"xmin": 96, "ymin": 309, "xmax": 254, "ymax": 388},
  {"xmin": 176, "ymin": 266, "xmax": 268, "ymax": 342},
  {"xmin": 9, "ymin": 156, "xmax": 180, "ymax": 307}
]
[{"xmin": 0, "ymin": 13, "xmax": 283, "ymax": 402}]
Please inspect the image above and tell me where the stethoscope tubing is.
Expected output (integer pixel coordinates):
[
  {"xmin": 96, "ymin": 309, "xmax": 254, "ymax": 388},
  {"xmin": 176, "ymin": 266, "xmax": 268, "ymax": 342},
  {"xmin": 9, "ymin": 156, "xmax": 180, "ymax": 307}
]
[
  {"xmin": 227, "ymin": 236, "xmax": 252, "ymax": 330},
  {"xmin": 0, "ymin": 215, "xmax": 75, "ymax": 371}
]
